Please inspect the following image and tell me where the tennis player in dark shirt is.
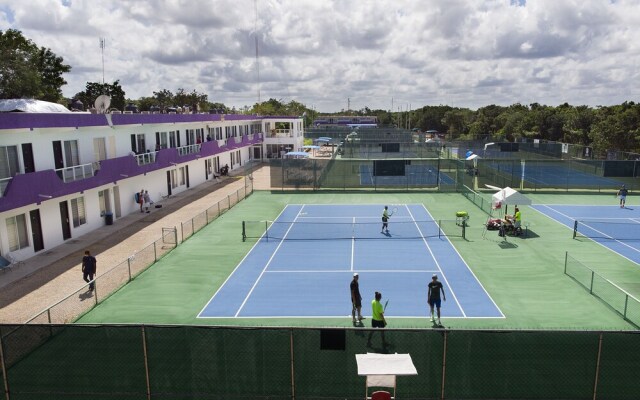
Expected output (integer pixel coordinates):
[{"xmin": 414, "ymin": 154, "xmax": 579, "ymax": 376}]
[
  {"xmin": 428, "ymin": 274, "xmax": 446, "ymax": 325},
  {"xmin": 350, "ymin": 273, "xmax": 363, "ymax": 323}
]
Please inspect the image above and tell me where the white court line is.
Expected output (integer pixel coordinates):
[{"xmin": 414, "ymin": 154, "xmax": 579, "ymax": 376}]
[
  {"xmin": 405, "ymin": 205, "xmax": 466, "ymax": 317},
  {"xmin": 536, "ymin": 205, "xmax": 640, "ymax": 265},
  {"xmin": 196, "ymin": 205, "xmax": 292, "ymax": 318},
  {"xmin": 419, "ymin": 204, "xmax": 505, "ymax": 318},
  {"xmin": 200, "ymin": 315, "xmax": 503, "ymax": 320},
  {"xmin": 234, "ymin": 205, "xmax": 305, "ymax": 317},
  {"xmin": 266, "ymin": 269, "xmax": 440, "ymax": 273}
]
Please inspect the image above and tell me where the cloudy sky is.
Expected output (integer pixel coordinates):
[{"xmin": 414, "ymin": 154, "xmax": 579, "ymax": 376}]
[{"xmin": 1, "ymin": 0, "xmax": 639, "ymax": 112}]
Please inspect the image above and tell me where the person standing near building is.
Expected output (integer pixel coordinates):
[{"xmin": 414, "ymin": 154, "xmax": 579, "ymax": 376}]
[
  {"xmin": 138, "ymin": 189, "xmax": 145, "ymax": 213},
  {"xmin": 82, "ymin": 250, "xmax": 97, "ymax": 291},
  {"xmin": 143, "ymin": 190, "xmax": 154, "ymax": 213},
  {"xmin": 617, "ymin": 184, "xmax": 629, "ymax": 208},
  {"xmin": 381, "ymin": 206, "xmax": 390, "ymax": 234},
  {"xmin": 428, "ymin": 274, "xmax": 446, "ymax": 325},
  {"xmin": 367, "ymin": 291, "xmax": 388, "ymax": 348},
  {"xmin": 350, "ymin": 273, "xmax": 363, "ymax": 323}
]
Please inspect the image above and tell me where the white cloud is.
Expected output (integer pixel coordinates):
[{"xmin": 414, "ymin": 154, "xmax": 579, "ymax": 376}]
[{"xmin": 1, "ymin": 0, "xmax": 639, "ymax": 111}]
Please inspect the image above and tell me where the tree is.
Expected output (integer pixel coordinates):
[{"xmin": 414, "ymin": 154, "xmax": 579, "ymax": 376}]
[
  {"xmin": 0, "ymin": 29, "xmax": 70, "ymax": 101},
  {"xmin": 73, "ymin": 81, "xmax": 126, "ymax": 111}
]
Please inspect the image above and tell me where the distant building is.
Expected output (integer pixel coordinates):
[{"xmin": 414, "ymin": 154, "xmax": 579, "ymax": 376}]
[{"xmin": 312, "ymin": 116, "xmax": 378, "ymax": 128}]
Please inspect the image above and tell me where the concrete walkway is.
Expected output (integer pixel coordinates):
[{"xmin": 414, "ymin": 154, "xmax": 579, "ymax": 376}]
[{"xmin": 0, "ymin": 164, "xmax": 271, "ymax": 324}]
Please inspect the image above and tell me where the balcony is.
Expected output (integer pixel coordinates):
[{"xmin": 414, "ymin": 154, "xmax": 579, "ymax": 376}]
[
  {"xmin": 135, "ymin": 152, "xmax": 157, "ymax": 165},
  {"xmin": 177, "ymin": 144, "xmax": 202, "ymax": 156},
  {"xmin": 55, "ymin": 162, "xmax": 96, "ymax": 183},
  {"xmin": 268, "ymin": 129, "xmax": 293, "ymax": 138},
  {"xmin": 0, "ymin": 177, "xmax": 11, "ymax": 198}
]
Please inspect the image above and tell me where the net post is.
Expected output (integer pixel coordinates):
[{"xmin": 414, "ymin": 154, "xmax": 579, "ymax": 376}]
[
  {"xmin": 242, "ymin": 221, "xmax": 246, "ymax": 242},
  {"xmin": 573, "ymin": 220, "xmax": 578, "ymax": 239},
  {"xmin": 624, "ymin": 295, "xmax": 629, "ymax": 320},
  {"xmin": 265, "ymin": 220, "xmax": 269, "ymax": 242},
  {"xmin": 462, "ymin": 219, "xmax": 466, "ymax": 239},
  {"xmin": 438, "ymin": 220, "xmax": 442, "ymax": 238}
]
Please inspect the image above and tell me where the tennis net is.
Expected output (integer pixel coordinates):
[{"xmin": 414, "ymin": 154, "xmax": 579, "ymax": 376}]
[
  {"xmin": 242, "ymin": 219, "xmax": 465, "ymax": 241},
  {"xmin": 572, "ymin": 219, "xmax": 640, "ymax": 241}
]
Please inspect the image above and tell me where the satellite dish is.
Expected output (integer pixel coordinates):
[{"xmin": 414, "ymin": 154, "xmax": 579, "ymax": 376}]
[{"xmin": 94, "ymin": 95, "xmax": 111, "ymax": 114}]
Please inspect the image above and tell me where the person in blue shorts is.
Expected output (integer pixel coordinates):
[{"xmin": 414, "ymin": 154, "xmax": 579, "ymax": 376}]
[
  {"xmin": 428, "ymin": 274, "xmax": 446, "ymax": 325},
  {"xmin": 617, "ymin": 185, "xmax": 628, "ymax": 208}
]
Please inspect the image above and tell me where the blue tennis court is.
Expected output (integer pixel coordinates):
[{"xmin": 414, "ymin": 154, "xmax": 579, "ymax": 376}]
[
  {"xmin": 489, "ymin": 162, "xmax": 622, "ymax": 187},
  {"xmin": 532, "ymin": 204, "xmax": 640, "ymax": 264},
  {"xmin": 199, "ymin": 204, "xmax": 503, "ymax": 319},
  {"xmin": 359, "ymin": 165, "xmax": 455, "ymax": 186}
]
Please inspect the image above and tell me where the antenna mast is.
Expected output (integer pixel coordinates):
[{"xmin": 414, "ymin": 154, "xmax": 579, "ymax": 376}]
[
  {"xmin": 254, "ymin": 0, "xmax": 261, "ymax": 105},
  {"xmin": 99, "ymin": 38, "xmax": 106, "ymax": 85}
]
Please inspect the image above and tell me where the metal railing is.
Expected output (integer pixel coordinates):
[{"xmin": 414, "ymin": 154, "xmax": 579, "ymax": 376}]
[
  {"xmin": 54, "ymin": 162, "xmax": 95, "ymax": 182},
  {"xmin": 564, "ymin": 252, "xmax": 640, "ymax": 328},
  {"xmin": 134, "ymin": 151, "xmax": 157, "ymax": 165},
  {"xmin": 177, "ymin": 143, "xmax": 201, "ymax": 156}
]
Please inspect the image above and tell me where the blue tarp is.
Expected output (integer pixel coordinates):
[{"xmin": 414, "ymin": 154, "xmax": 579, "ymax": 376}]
[{"xmin": 284, "ymin": 151, "xmax": 310, "ymax": 158}]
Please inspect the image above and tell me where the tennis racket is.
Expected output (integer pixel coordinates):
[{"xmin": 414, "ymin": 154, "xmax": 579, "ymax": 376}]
[
  {"xmin": 389, "ymin": 207, "xmax": 398, "ymax": 216},
  {"xmin": 383, "ymin": 299, "xmax": 389, "ymax": 326}
]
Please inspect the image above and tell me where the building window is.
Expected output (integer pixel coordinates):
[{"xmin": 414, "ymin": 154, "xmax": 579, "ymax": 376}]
[
  {"xmin": 171, "ymin": 169, "xmax": 178, "ymax": 189},
  {"xmin": 64, "ymin": 140, "xmax": 80, "ymax": 167},
  {"xmin": 0, "ymin": 145, "xmax": 20, "ymax": 179},
  {"xmin": 70, "ymin": 197, "xmax": 87, "ymax": 227},
  {"xmin": 6, "ymin": 214, "xmax": 29, "ymax": 251},
  {"xmin": 179, "ymin": 167, "xmax": 185, "ymax": 186},
  {"xmin": 169, "ymin": 131, "xmax": 177, "ymax": 148}
]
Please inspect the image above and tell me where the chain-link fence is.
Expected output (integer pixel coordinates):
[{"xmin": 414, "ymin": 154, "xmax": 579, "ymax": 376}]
[
  {"xmin": 7, "ymin": 178, "xmax": 254, "ymax": 331},
  {"xmin": 1, "ymin": 324, "xmax": 639, "ymax": 399}
]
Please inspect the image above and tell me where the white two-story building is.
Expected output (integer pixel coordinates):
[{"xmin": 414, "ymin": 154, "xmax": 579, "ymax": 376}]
[{"xmin": 0, "ymin": 104, "xmax": 303, "ymax": 263}]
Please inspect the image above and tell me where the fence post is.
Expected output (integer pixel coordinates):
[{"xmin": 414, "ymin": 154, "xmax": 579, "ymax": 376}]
[
  {"xmin": 47, "ymin": 309, "xmax": 52, "ymax": 324},
  {"xmin": 592, "ymin": 332, "xmax": 603, "ymax": 400},
  {"xmin": 440, "ymin": 330, "xmax": 448, "ymax": 400},
  {"xmin": 141, "ymin": 326, "xmax": 152, "ymax": 400},
  {"xmin": 564, "ymin": 252, "xmax": 568, "ymax": 274},
  {"xmin": 290, "ymin": 329, "xmax": 296, "ymax": 400},
  {"xmin": 181, "ymin": 222, "xmax": 184, "ymax": 244},
  {"xmin": 173, "ymin": 227, "xmax": 177, "ymax": 247},
  {"xmin": 206, "ymin": 209, "xmax": 209, "ymax": 224},
  {"xmin": 590, "ymin": 271, "xmax": 595, "ymax": 294},
  {"xmin": 153, "ymin": 242, "xmax": 157, "ymax": 262},
  {"xmin": 127, "ymin": 257, "xmax": 132, "ymax": 282},
  {"xmin": 0, "ymin": 334, "xmax": 10, "ymax": 400},
  {"xmin": 217, "ymin": 202, "xmax": 220, "ymax": 217},
  {"xmin": 624, "ymin": 295, "xmax": 629, "ymax": 320}
]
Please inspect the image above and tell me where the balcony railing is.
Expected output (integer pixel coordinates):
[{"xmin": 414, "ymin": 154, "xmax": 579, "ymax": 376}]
[
  {"xmin": 268, "ymin": 129, "xmax": 293, "ymax": 138},
  {"xmin": 177, "ymin": 143, "xmax": 201, "ymax": 156},
  {"xmin": 55, "ymin": 162, "xmax": 95, "ymax": 183},
  {"xmin": 0, "ymin": 176, "xmax": 12, "ymax": 198},
  {"xmin": 135, "ymin": 152, "xmax": 157, "ymax": 165}
]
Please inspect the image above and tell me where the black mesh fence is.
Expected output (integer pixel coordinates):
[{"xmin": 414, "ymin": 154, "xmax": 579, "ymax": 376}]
[{"xmin": 1, "ymin": 324, "xmax": 639, "ymax": 400}]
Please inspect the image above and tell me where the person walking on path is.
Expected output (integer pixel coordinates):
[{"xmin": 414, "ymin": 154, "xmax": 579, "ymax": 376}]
[
  {"xmin": 428, "ymin": 274, "xmax": 446, "ymax": 325},
  {"xmin": 350, "ymin": 273, "xmax": 364, "ymax": 323},
  {"xmin": 617, "ymin": 185, "xmax": 629, "ymax": 208},
  {"xmin": 82, "ymin": 250, "xmax": 97, "ymax": 291},
  {"xmin": 381, "ymin": 206, "xmax": 390, "ymax": 234},
  {"xmin": 367, "ymin": 291, "xmax": 388, "ymax": 348}
]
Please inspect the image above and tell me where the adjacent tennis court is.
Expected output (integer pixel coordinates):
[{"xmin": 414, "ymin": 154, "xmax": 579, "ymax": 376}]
[
  {"xmin": 198, "ymin": 204, "xmax": 503, "ymax": 319},
  {"xmin": 532, "ymin": 204, "xmax": 640, "ymax": 264},
  {"xmin": 359, "ymin": 165, "xmax": 455, "ymax": 186},
  {"xmin": 488, "ymin": 162, "xmax": 623, "ymax": 187}
]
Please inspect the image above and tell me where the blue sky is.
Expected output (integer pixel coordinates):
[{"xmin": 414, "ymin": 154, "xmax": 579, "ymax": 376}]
[{"xmin": 0, "ymin": 0, "xmax": 639, "ymax": 112}]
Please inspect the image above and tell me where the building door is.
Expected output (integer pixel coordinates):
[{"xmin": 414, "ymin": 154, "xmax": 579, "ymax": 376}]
[
  {"xmin": 52, "ymin": 141, "xmax": 63, "ymax": 178},
  {"xmin": 59, "ymin": 201, "xmax": 71, "ymax": 240},
  {"xmin": 113, "ymin": 185, "xmax": 122, "ymax": 218},
  {"xmin": 185, "ymin": 165, "xmax": 190, "ymax": 188},
  {"xmin": 253, "ymin": 146, "xmax": 262, "ymax": 160},
  {"xmin": 22, "ymin": 143, "xmax": 35, "ymax": 173},
  {"xmin": 166, "ymin": 171, "xmax": 172, "ymax": 196},
  {"xmin": 29, "ymin": 209, "xmax": 44, "ymax": 252}
]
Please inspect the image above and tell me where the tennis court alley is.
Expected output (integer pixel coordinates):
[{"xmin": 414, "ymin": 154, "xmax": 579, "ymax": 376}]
[
  {"xmin": 532, "ymin": 204, "xmax": 640, "ymax": 264},
  {"xmin": 199, "ymin": 204, "xmax": 502, "ymax": 319}
]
